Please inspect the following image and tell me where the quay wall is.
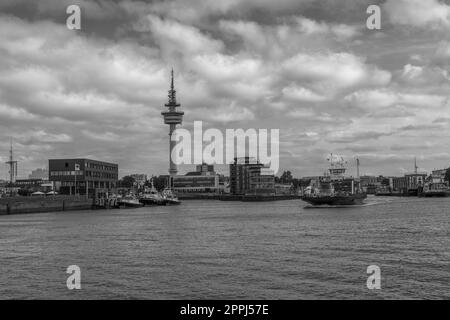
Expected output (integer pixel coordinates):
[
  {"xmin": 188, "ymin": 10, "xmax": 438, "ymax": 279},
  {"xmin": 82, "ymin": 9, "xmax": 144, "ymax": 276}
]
[{"xmin": 0, "ymin": 196, "xmax": 93, "ymax": 215}]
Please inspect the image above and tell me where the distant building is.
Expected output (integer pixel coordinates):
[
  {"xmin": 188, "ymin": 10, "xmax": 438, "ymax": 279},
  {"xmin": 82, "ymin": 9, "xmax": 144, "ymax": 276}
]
[
  {"xmin": 172, "ymin": 175, "xmax": 219, "ymax": 193},
  {"xmin": 29, "ymin": 168, "xmax": 49, "ymax": 180},
  {"xmin": 229, "ymin": 157, "xmax": 275, "ymax": 196},
  {"xmin": 430, "ymin": 169, "xmax": 447, "ymax": 183},
  {"xmin": 360, "ymin": 175, "xmax": 380, "ymax": 194},
  {"xmin": 275, "ymin": 183, "xmax": 294, "ymax": 195},
  {"xmin": 424, "ymin": 169, "xmax": 448, "ymax": 192},
  {"xmin": 170, "ymin": 164, "xmax": 225, "ymax": 194},
  {"xmin": 405, "ymin": 172, "xmax": 427, "ymax": 190},
  {"xmin": 360, "ymin": 175, "xmax": 377, "ymax": 187},
  {"xmin": 49, "ymin": 158, "xmax": 118, "ymax": 197},
  {"xmin": 195, "ymin": 163, "xmax": 215, "ymax": 175},
  {"xmin": 391, "ymin": 176, "xmax": 407, "ymax": 192}
]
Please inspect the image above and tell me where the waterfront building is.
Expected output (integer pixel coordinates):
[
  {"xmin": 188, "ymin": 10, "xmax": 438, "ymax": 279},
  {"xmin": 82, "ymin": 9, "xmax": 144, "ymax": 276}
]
[
  {"xmin": 49, "ymin": 159, "xmax": 118, "ymax": 197},
  {"xmin": 391, "ymin": 176, "xmax": 407, "ymax": 192},
  {"xmin": 229, "ymin": 157, "xmax": 275, "ymax": 195},
  {"xmin": 274, "ymin": 183, "xmax": 294, "ymax": 195},
  {"xmin": 161, "ymin": 69, "xmax": 184, "ymax": 182},
  {"xmin": 424, "ymin": 169, "xmax": 449, "ymax": 192},
  {"xmin": 360, "ymin": 175, "xmax": 377, "ymax": 187},
  {"xmin": 170, "ymin": 164, "xmax": 226, "ymax": 194},
  {"xmin": 430, "ymin": 169, "xmax": 447, "ymax": 183},
  {"xmin": 403, "ymin": 158, "xmax": 427, "ymax": 193},
  {"xmin": 172, "ymin": 175, "xmax": 219, "ymax": 193},
  {"xmin": 359, "ymin": 175, "xmax": 380, "ymax": 194},
  {"xmin": 405, "ymin": 172, "xmax": 427, "ymax": 190}
]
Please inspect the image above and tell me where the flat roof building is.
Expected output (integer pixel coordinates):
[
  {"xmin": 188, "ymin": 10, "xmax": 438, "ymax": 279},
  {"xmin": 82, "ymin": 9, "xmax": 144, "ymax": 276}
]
[
  {"xmin": 168, "ymin": 164, "xmax": 226, "ymax": 194},
  {"xmin": 49, "ymin": 158, "xmax": 118, "ymax": 197}
]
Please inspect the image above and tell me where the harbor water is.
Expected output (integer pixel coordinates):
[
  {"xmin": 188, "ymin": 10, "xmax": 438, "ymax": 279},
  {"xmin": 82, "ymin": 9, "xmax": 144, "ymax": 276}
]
[{"xmin": 0, "ymin": 196, "xmax": 448, "ymax": 299}]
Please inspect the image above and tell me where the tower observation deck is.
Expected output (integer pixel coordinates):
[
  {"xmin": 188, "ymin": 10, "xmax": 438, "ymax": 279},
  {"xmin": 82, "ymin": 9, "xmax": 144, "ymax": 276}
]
[{"xmin": 161, "ymin": 69, "xmax": 184, "ymax": 176}]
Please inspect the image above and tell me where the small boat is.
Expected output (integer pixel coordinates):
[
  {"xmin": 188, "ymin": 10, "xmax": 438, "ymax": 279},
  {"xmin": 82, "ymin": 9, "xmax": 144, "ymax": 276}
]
[
  {"xmin": 118, "ymin": 195, "xmax": 144, "ymax": 208},
  {"xmin": 162, "ymin": 188, "xmax": 181, "ymax": 205}
]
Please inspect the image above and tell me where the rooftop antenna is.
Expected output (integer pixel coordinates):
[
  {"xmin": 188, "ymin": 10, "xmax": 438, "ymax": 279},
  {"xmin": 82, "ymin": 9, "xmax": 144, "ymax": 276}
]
[{"xmin": 414, "ymin": 157, "xmax": 418, "ymax": 174}]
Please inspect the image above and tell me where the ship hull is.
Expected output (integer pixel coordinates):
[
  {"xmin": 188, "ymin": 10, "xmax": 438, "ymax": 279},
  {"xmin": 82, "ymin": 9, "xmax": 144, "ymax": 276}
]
[
  {"xmin": 300, "ymin": 193, "xmax": 367, "ymax": 206},
  {"xmin": 139, "ymin": 198, "xmax": 167, "ymax": 206},
  {"xmin": 165, "ymin": 199, "xmax": 181, "ymax": 205},
  {"xmin": 420, "ymin": 191, "xmax": 450, "ymax": 197},
  {"xmin": 117, "ymin": 201, "xmax": 144, "ymax": 208}
]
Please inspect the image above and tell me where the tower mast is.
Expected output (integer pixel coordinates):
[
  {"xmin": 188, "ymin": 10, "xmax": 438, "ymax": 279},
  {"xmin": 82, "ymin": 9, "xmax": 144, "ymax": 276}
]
[
  {"xmin": 161, "ymin": 69, "xmax": 184, "ymax": 181},
  {"xmin": 5, "ymin": 138, "xmax": 18, "ymax": 184}
]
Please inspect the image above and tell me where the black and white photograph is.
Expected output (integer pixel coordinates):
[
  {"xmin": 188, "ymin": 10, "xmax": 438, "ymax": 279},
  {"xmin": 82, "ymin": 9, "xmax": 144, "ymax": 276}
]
[{"xmin": 0, "ymin": 0, "xmax": 449, "ymax": 305}]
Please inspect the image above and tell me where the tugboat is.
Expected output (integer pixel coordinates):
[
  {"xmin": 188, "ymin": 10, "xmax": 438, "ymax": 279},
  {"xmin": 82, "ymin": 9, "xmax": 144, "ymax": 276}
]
[
  {"xmin": 300, "ymin": 154, "xmax": 367, "ymax": 206},
  {"xmin": 118, "ymin": 194, "xmax": 144, "ymax": 208},
  {"xmin": 139, "ymin": 179, "xmax": 167, "ymax": 206},
  {"xmin": 162, "ymin": 188, "xmax": 181, "ymax": 205}
]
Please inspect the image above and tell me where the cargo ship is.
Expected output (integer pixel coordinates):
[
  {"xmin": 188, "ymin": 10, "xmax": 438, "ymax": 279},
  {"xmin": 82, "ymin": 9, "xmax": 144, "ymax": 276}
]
[{"xmin": 300, "ymin": 154, "xmax": 367, "ymax": 206}]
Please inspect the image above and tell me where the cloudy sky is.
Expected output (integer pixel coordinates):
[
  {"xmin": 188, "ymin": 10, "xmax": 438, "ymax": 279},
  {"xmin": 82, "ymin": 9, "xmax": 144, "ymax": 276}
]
[{"xmin": 0, "ymin": 0, "xmax": 449, "ymax": 179}]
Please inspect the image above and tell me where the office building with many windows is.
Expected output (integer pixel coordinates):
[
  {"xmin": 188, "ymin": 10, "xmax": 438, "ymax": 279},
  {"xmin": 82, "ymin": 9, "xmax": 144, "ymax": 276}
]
[{"xmin": 49, "ymin": 158, "xmax": 118, "ymax": 197}]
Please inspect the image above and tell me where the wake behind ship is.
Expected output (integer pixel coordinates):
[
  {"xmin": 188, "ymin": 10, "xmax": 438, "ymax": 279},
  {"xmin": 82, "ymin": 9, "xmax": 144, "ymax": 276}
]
[{"xmin": 300, "ymin": 154, "xmax": 367, "ymax": 206}]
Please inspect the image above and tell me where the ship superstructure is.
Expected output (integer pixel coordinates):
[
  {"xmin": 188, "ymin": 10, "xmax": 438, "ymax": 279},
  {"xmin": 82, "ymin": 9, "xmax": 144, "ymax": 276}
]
[{"xmin": 301, "ymin": 154, "xmax": 366, "ymax": 206}]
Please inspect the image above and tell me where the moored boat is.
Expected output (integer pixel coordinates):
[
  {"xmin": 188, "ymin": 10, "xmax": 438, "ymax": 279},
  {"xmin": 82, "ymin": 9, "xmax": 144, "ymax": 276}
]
[
  {"xmin": 162, "ymin": 188, "xmax": 181, "ymax": 205},
  {"xmin": 139, "ymin": 179, "xmax": 167, "ymax": 205},
  {"xmin": 118, "ymin": 195, "xmax": 144, "ymax": 208}
]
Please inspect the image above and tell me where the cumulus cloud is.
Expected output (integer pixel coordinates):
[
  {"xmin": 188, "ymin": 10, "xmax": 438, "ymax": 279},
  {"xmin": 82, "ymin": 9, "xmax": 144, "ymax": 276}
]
[
  {"xmin": 345, "ymin": 89, "xmax": 448, "ymax": 110},
  {"xmin": 384, "ymin": 0, "xmax": 450, "ymax": 29},
  {"xmin": 282, "ymin": 85, "xmax": 327, "ymax": 102},
  {"xmin": 282, "ymin": 53, "xmax": 391, "ymax": 98},
  {"xmin": 0, "ymin": 0, "xmax": 449, "ymax": 178}
]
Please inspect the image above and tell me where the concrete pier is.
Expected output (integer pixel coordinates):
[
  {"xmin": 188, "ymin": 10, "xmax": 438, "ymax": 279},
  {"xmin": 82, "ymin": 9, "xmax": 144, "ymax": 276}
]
[{"xmin": 0, "ymin": 196, "xmax": 93, "ymax": 215}]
